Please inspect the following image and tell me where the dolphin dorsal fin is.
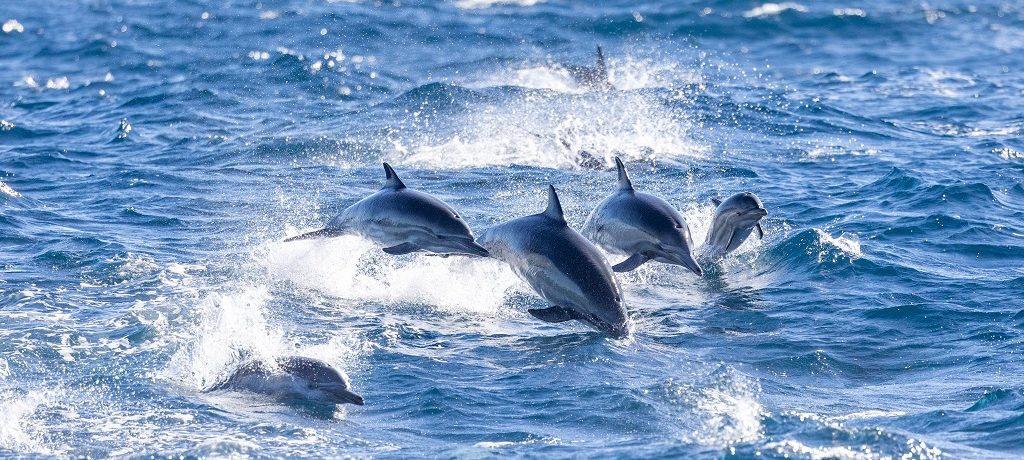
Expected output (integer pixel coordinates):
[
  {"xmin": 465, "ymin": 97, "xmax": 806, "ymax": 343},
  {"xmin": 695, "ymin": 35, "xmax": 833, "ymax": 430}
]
[
  {"xmin": 382, "ymin": 162, "xmax": 406, "ymax": 190},
  {"xmin": 543, "ymin": 185, "xmax": 566, "ymax": 224},
  {"xmin": 614, "ymin": 157, "xmax": 633, "ymax": 191},
  {"xmin": 595, "ymin": 45, "xmax": 608, "ymax": 81}
]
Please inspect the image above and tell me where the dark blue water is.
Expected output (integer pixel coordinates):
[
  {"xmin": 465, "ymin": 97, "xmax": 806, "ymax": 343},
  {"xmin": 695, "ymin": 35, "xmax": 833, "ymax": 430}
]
[{"xmin": 2, "ymin": 0, "xmax": 1023, "ymax": 457}]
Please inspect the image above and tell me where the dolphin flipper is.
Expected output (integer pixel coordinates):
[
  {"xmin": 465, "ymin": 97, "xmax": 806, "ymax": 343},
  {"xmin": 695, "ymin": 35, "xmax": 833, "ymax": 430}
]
[
  {"xmin": 612, "ymin": 253, "xmax": 649, "ymax": 272},
  {"xmin": 528, "ymin": 306, "xmax": 579, "ymax": 323},
  {"xmin": 382, "ymin": 242, "xmax": 421, "ymax": 255},
  {"xmin": 711, "ymin": 198, "xmax": 722, "ymax": 207},
  {"xmin": 284, "ymin": 227, "xmax": 347, "ymax": 242},
  {"xmin": 754, "ymin": 223, "xmax": 765, "ymax": 239}
]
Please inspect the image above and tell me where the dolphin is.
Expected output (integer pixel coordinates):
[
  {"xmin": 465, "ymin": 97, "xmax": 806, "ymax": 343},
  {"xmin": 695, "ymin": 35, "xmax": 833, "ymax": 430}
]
[
  {"xmin": 562, "ymin": 45, "xmax": 613, "ymax": 91},
  {"xmin": 209, "ymin": 356, "xmax": 364, "ymax": 406},
  {"xmin": 285, "ymin": 163, "xmax": 489, "ymax": 257},
  {"xmin": 479, "ymin": 186, "xmax": 630, "ymax": 337},
  {"xmin": 582, "ymin": 157, "xmax": 703, "ymax": 275},
  {"xmin": 703, "ymin": 192, "xmax": 768, "ymax": 258}
]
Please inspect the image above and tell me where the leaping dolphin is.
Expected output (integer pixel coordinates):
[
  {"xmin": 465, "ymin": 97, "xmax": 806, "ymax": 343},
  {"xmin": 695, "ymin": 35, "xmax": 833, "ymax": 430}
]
[
  {"xmin": 582, "ymin": 157, "xmax": 703, "ymax": 275},
  {"xmin": 479, "ymin": 186, "xmax": 630, "ymax": 337},
  {"xmin": 703, "ymin": 192, "xmax": 767, "ymax": 259},
  {"xmin": 209, "ymin": 356, "xmax": 364, "ymax": 406},
  {"xmin": 285, "ymin": 163, "xmax": 489, "ymax": 257}
]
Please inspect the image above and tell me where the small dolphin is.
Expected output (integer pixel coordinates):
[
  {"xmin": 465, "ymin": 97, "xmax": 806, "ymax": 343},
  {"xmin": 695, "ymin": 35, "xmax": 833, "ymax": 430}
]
[
  {"xmin": 479, "ymin": 186, "xmax": 629, "ymax": 337},
  {"xmin": 703, "ymin": 192, "xmax": 768, "ymax": 258},
  {"xmin": 209, "ymin": 356, "xmax": 364, "ymax": 406},
  {"xmin": 582, "ymin": 158, "xmax": 703, "ymax": 275},
  {"xmin": 562, "ymin": 45, "xmax": 613, "ymax": 91},
  {"xmin": 286, "ymin": 163, "xmax": 488, "ymax": 257}
]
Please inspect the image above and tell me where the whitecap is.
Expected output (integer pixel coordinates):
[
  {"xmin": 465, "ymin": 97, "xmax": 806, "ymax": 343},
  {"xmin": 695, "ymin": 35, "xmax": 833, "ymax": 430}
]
[{"xmin": 743, "ymin": 3, "xmax": 808, "ymax": 18}]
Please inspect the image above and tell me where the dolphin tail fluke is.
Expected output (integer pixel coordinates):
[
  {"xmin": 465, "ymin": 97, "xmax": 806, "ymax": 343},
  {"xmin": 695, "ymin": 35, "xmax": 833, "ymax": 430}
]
[
  {"xmin": 284, "ymin": 227, "xmax": 346, "ymax": 242},
  {"xmin": 528, "ymin": 306, "xmax": 579, "ymax": 323},
  {"xmin": 613, "ymin": 253, "xmax": 649, "ymax": 272},
  {"xmin": 614, "ymin": 157, "xmax": 633, "ymax": 191},
  {"xmin": 595, "ymin": 45, "xmax": 608, "ymax": 82}
]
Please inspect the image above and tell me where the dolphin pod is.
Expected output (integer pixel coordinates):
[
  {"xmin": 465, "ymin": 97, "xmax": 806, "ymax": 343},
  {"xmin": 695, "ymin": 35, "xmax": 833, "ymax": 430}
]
[
  {"xmin": 209, "ymin": 356, "xmax": 364, "ymax": 406},
  {"xmin": 583, "ymin": 157, "xmax": 703, "ymax": 275},
  {"xmin": 288, "ymin": 161, "xmax": 767, "ymax": 338}
]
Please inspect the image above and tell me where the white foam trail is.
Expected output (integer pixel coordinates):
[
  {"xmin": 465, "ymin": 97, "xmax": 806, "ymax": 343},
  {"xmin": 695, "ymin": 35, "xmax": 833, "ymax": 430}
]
[
  {"xmin": 0, "ymin": 389, "xmax": 58, "ymax": 455},
  {"xmin": 813, "ymin": 229, "xmax": 861, "ymax": 263},
  {"xmin": 263, "ymin": 236, "xmax": 521, "ymax": 316},
  {"xmin": 660, "ymin": 367, "xmax": 765, "ymax": 447},
  {"xmin": 393, "ymin": 91, "xmax": 704, "ymax": 170},
  {"xmin": 162, "ymin": 287, "xmax": 285, "ymax": 389},
  {"xmin": 469, "ymin": 55, "xmax": 703, "ymax": 94}
]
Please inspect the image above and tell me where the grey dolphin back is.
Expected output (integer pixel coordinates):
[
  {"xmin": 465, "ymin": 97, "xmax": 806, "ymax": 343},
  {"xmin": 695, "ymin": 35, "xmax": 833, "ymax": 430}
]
[{"xmin": 614, "ymin": 156, "xmax": 633, "ymax": 191}]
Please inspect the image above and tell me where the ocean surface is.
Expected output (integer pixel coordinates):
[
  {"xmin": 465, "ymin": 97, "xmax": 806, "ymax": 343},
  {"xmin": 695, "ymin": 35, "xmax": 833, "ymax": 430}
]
[{"xmin": 2, "ymin": 0, "xmax": 1023, "ymax": 458}]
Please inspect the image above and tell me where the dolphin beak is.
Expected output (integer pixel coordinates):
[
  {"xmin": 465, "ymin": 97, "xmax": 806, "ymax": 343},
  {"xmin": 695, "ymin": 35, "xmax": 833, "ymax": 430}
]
[
  {"xmin": 678, "ymin": 251, "xmax": 703, "ymax": 277},
  {"xmin": 606, "ymin": 320, "xmax": 630, "ymax": 339},
  {"xmin": 319, "ymin": 383, "xmax": 364, "ymax": 406},
  {"xmin": 461, "ymin": 240, "xmax": 490, "ymax": 257},
  {"xmin": 750, "ymin": 208, "xmax": 768, "ymax": 218}
]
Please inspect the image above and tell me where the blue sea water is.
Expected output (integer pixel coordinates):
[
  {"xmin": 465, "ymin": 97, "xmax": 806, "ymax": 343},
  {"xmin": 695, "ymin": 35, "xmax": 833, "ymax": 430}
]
[{"xmin": 2, "ymin": 0, "xmax": 1023, "ymax": 457}]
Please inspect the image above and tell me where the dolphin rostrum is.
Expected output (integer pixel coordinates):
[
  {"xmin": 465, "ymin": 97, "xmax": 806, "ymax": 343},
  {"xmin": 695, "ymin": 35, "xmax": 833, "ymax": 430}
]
[
  {"xmin": 209, "ymin": 356, "xmax": 364, "ymax": 406},
  {"xmin": 582, "ymin": 157, "xmax": 703, "ymax": 275},
  {"xmin": 703, "ymin": 192, "xmax": 768, "ymax": 259},
  {"xmin": 479, "ymin": 186, "xmax": 630, "ymax": 337},
  {"xmin": 285, "ymin": 163, "xmax": 488, "ymax": 257}
]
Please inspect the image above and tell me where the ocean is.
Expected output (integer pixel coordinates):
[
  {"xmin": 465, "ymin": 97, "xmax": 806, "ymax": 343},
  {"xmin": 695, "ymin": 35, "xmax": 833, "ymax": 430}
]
[{"xmin": 1, "ymin": 0, "xmax": 1023, "ymax": 458}]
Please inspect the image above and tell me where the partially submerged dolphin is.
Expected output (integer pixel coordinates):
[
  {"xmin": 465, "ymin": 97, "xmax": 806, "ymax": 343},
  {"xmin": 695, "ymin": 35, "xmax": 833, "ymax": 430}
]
[
  {"xmin": 285, "ymin": 163, "xmax": 488, "ymax": 257},
  {"xmin": 209, "ymin": 356, "xmax": 364, "ymax": 406},
  {"xmin": 479, "ymin": 186, "xmax": 629, "ymax": 337},
  {"xmin": 703, "ymin": 192, "xmax": 768, "ymax": 258},
  {"xmin": 561, "ymin": 45, "xmax": 613, "ymax": 91},
  {"xmin": 582, "ymin": 157, "xmax": 703, "ymax": 275}
]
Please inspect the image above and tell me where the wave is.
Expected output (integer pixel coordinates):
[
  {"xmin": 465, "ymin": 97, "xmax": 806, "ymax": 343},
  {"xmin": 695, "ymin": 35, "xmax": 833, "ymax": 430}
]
[{"xmin": 371, "ymin": 83, "xmax": 704, "ymax": 169}]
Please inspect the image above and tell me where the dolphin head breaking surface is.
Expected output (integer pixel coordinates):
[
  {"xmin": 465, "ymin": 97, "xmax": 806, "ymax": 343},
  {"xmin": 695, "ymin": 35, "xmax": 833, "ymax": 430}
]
[
  {"xmin": 480, "ymin": 186, "xmax": 629, "ymax": 337},
  {"xmin": 209, "ymin": 356, "xmax": 364, "ymax": 406},
  {"xmin": 582, "ymin": 157, "xmax": 703, "ymax": 275},
  {"xmin": 703, "ymin": 192, "xmax": 768, "ymax": 258},
  {"xmin": 285, "ymin": 163, "xmax": 488, "ymax": 257}
]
